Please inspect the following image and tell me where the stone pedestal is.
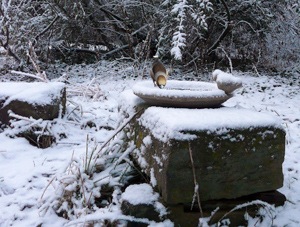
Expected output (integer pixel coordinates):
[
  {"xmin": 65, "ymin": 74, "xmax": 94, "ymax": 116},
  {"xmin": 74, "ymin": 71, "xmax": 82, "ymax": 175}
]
[{"xmin": 128, "ymin": 107, "xmax": 285, "ymax": 205}]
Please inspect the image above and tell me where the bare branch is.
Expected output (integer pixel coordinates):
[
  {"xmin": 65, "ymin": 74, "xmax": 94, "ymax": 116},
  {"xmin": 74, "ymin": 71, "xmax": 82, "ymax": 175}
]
[
  {"xmin": 206, "ymin": 0, "xmax": 233, "ymax": 55},
  {"xmin": 101, "ymin": 44, "xmax": 129, "ymax": 59},
  {"xmin": 34, "ymin": 15, "xmax": 59, "ymax": 45},
  {"xmin": 11, "ymin": 70, "xmax": 48, "ymax": 82}
]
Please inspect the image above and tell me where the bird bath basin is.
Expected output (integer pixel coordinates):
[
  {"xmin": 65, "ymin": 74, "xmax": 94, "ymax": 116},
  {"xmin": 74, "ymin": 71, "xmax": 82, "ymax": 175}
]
[{"xmin": 133, "ymin": 80, "xmax": 232, "ymax": 108}]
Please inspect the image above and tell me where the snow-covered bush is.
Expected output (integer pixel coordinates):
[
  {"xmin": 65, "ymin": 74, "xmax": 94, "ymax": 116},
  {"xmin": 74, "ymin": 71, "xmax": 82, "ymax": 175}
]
[
  {"xmin": 38, "ymin": 105, "xmax": 171, "ymax": 225},
  {"xmin": 40, "ymin": 133, "xmax": 132, "ymax": 221},
  {"xmin": 262, "ymin": 2, "xmax": 300, "ymax": 73},
  {"xmin": 1, "ymin": 0, "xmax": 300, "ymax": 72},
  {"xmin": 39, "ymin": 121, "xmax": 133, "ymax": 222}
]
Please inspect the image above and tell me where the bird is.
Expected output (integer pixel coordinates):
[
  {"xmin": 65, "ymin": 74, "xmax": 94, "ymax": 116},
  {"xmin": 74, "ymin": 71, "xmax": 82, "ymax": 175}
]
[
  {"xmin": 212, "ymin": 69, "xmax": 242, "ymax": 94},
  {"xmin": 149, "ymin": 56, "xmax": 169, "ymax": 89}
]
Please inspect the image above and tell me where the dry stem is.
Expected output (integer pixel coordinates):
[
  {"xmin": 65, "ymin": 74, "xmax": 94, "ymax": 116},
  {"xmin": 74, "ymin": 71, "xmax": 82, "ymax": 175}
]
[{"xmin": 188, "ymin": 141, "xmax": 203, "ymax": 217}]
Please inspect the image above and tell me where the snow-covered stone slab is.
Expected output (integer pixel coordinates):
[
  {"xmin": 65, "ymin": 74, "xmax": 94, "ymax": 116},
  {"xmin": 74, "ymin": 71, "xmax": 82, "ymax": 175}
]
[
  {"xmin": 128, "ymin": 106, "xmax": 285, "ymax": 204},
  {"xmin": 139, "ymin": 107, "xmax": 282, "ymax": 142},
  {"xmin": 0, "ymin": 82, "xmax": 66, "ymax": 126}
]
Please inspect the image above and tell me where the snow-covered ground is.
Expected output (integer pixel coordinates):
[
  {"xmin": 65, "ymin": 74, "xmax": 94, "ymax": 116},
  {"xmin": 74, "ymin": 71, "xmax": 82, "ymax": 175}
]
[{"xmin": 0, "ymin": 61, "xmax": 300, "ymax": 226}]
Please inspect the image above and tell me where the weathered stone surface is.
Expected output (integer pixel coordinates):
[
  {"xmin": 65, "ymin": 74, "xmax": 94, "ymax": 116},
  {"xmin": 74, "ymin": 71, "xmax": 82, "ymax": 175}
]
[
  {"xmin": 0, "ymin": 82, "xmax": 66, "ymax": 127},
  {"xmin": 120, "ymin": 183, "xmax": 167, "ymax": 226},
  {"xmin": 121, "ymin": 201, "xmax": 161, "ymax": 226},
  {"xmin": 168, "ymin": 191, "xmax": 286, "ymax": 227},
  {"xmin": 128, "ymin": 107, "xmax": 285, "ymax": 205}
]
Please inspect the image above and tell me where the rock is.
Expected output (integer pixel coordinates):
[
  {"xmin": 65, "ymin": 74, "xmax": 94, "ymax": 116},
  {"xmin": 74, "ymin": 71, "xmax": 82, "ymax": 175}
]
[
  {"xmin": 0, "ymin": 82, "xmax": 66, "ymax": 148},
  {"xmin": 0, "ymin": 82, "xmax": 66, "ymax": 127},
  {"xmin": 127, "ymin": 107, "xmax": 285, "ymax": 205},
  {"xmin": 120, "ymin": 91, "xmax": 286, "ymax": 225},
  {"xmin": 121, "ymin": 201, "xmax": 161, "ymax": 226},
  {"xmin": 121, "ymin": 184, "xmax": 167, "ymax": 226}
]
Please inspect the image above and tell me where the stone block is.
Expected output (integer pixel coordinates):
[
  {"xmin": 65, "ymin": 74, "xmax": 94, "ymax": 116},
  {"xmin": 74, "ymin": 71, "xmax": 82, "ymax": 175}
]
[
  {"xmin": 121, "ymin": 201, "xmax": 161, "ymax": 226},
  {"xmin": 0, "ymin": 82, "xmax": 66, "ymax": 127},
  {"xmin": 129, "ymin": 107, "xmax": 285, "ymax": 205},
  {"xmin": 120, "ymin": 183, "xmax": 168, "ymax": 226}
]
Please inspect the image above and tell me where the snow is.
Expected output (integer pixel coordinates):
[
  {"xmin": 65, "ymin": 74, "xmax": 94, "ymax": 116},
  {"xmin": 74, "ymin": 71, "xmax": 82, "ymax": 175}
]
[
  {"xmin": 121, "ymin": 183, "xmax": 169, "ymax": 222},
  {"xmin": 212, "ymin": 69, "xmax": 242, "ymax": 84},
  {"xmin": 170, "ymin": 0, "xmax": 187, "ymax": 60},
  {"xmin": 121, "ymin": 183, "xmax": 159, "ymax": 205},
  {"xmin": 133, "ymin": 80, "xmax": 226, "ymax": 98},
  {"xmin": 0, "ymin": 62, "xmax": 300, "ymax": 226},
  {"xmin": 138, "ymin": 107, "xmax": 282, "ymax": 142},
  {"xmin": 0, "ymin": 82, "xmax": 65, "ymax": 106}
]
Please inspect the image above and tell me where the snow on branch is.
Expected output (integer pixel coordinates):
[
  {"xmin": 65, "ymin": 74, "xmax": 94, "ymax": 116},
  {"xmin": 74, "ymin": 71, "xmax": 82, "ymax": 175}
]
[
  {"xmin": 1, "ymin": 0, "xmax": 12, "ymax": 18},
  {"xmin": 170, "ymin": 0, "xmax": 212, "ymax": 60},
  {"xmin": 11, "ymin": 70, "xmax": 49, "ymax": 82},
  {"xmin": 193, "ymin": 0, "xmax": 213, "ymax": 29},
  {"xmin": 10, "ymin": 41, "xmax": 49, "ymax": 82},
  {"xmin": 171, "ymin": 30, "xmax": 186, "ymax": 61},
  {"xmin": 171, "ymin": 0, "xmax": 188, "ymax": 60}
]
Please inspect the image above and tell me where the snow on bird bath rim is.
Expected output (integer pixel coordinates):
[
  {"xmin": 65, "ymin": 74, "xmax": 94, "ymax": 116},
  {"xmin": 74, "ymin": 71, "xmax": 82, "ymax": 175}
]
[
  {"xmin": 132, "ymin": 80, "xmax": 227, "ymax": 98},
  {"xmin": 132, "ymin": 80, "xmax": 231, "ymax": 108}
]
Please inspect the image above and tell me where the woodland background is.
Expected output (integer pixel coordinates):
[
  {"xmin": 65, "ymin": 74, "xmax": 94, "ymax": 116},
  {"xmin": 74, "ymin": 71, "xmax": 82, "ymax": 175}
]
[{"xmin": 1, "ymin": 0, "xmax": 300, "ymax": 75}]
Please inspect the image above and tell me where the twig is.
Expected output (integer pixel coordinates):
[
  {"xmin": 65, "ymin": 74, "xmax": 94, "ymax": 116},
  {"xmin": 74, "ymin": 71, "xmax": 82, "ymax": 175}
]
[
  {"xmin": 206, "ymin": 0, "xmax": 233, "ymax": 55},
  {"xmin": 78, "ymin": 167, "xmax": 88, "ymax": 206},
  {"xmin": 131, "ymin": 24, "xmax": 149, "ymax": 36},
  {"xmin": 85, "ymin": 135, "xmax": 99, "ymax": 174},
  {"xmin": 10, "ymin": 70, "xmax": 47, "ymax": 81},
  {"xmin": 101, "ymin": 44, "xmax": 129, "ymax": 58},
  {"xmin": 26, "ymin": 41, "xmax": 49, "ymax": 82},
  {"xmin": 217, "ymin": 46, "xmax": 233, "ymax": 73},
  {"xmin": 8, "ymin": 110, "xmax": 37, "ymax": 122},
  {"xmin": 34, "ymin": 15, "xmax": 59, "ymax": 44},
  {"xmin": 216, "ymin": 200, "xmax": 274, "ymax": 224},
  {"xmin": 85, "ymin": 134, "xmax": 89, "ymax": 173},
  {"xmin": 40, "ymin": 176, "xmax": 57, "ymax": 200},
  {"xmin": 94, "ymin": 108, "xmax": 144, "ymax": 159},
  {"xmin": 0, "ymin": 25, "xmax": 22, "ymax": 63},
  {"xmin": 188, "ymin": 141, "xmax": 203, "ymax": 217}
]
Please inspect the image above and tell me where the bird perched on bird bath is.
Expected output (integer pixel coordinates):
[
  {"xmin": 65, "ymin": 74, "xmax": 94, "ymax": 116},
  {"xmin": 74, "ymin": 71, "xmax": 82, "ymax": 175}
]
[
  {"xmin": 150, "ymin": 56, "xmax": 169, "ymax": 89},
  {"xmin": 212, "ymin": 69, "xmax": 242, "ymax": 94}
]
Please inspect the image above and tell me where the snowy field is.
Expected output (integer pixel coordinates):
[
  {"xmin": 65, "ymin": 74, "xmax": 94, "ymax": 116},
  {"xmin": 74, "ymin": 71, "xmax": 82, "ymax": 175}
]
[{"xmin": 0, "ymin": 61, "xmax": 300, "ymax": 226}]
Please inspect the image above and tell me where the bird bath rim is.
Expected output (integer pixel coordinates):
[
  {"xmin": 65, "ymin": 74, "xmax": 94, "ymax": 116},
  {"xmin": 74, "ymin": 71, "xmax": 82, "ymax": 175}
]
[{"xmin": 132, "ymin": 80, "xmax": 232, "ymax": 108}]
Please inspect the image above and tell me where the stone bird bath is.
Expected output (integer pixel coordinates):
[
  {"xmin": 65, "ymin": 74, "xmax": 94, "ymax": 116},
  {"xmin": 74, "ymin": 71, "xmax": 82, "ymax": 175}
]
[
  {"xmin": 120, "ymin": 76, "xmax": 285, "ymax": 226},
  {"xmin": 133, "ymin": 80, "xmax": 232, "ymax": 108}
]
